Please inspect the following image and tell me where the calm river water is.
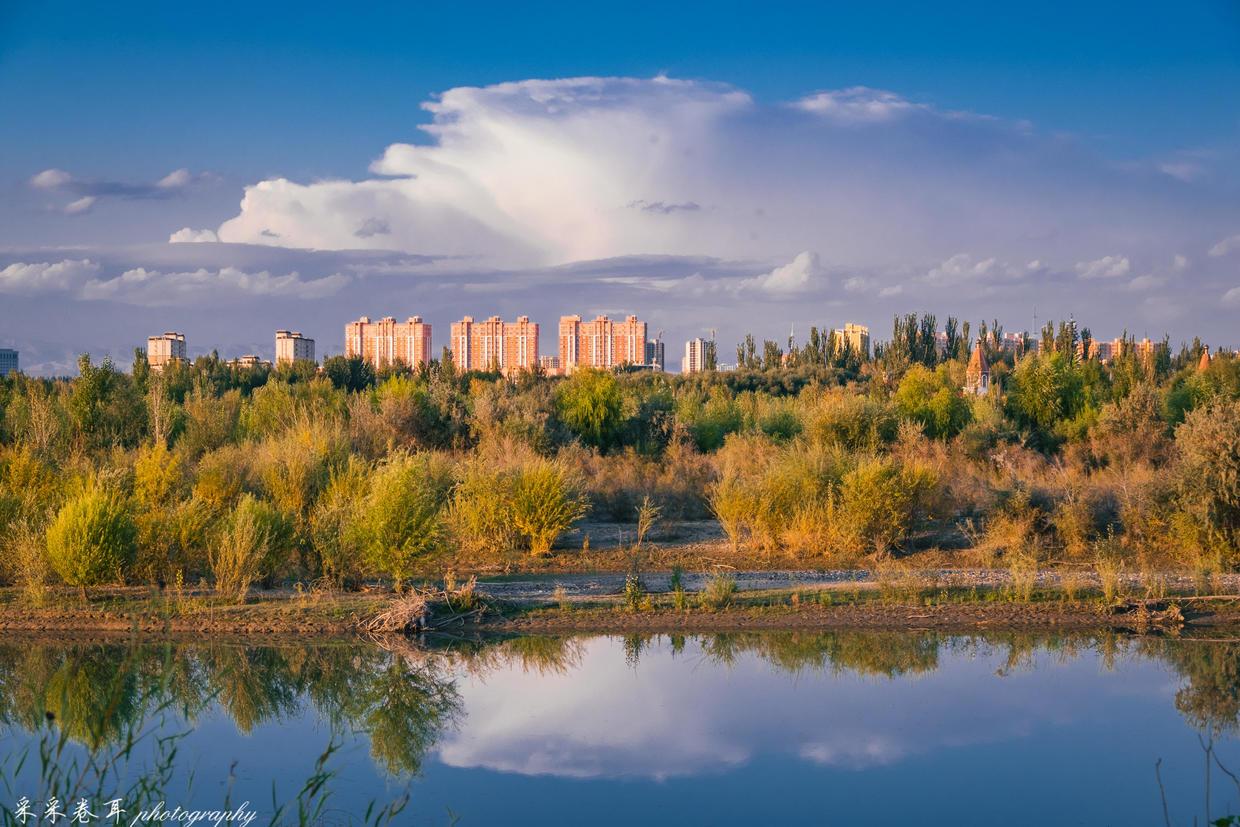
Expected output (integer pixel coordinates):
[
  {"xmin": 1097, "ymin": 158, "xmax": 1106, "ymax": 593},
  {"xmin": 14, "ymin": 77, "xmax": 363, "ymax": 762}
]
[{"xmin": 2, "ymin": 631, "xmax": 1239, "ymax": 825}]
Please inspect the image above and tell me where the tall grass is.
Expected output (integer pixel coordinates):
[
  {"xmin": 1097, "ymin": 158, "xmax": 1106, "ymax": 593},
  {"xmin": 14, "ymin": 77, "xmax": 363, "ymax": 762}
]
[{"xmin": 699, "ymin": 572, "xmax": 738, "ymax": 609}]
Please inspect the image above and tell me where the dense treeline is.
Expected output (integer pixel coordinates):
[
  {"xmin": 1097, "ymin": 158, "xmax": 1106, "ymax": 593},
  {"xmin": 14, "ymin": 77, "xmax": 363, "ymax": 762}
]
[{"xmin": 0, "ymin": 315, "xmax": 1238, "ymax": 598}]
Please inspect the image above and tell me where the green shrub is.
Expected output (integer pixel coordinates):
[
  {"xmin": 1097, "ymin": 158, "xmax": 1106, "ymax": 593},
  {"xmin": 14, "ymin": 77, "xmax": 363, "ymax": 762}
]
[
  {"xmin": 351, "ymin": 452, "xmax": 454, "ymax": 589},
  {"xmin": 132, "ymin": 442, "xmax": 185, "ymax": 507},
  {"xmin": 708, "ymin": 436, "xmax": 934, "ymax": 557},
  {"xmin": 803, "ymin": 391, "xmax": 898, "ymax": 450},
  {"xmin": 209, "ymin": 493, "xmax": 287, "ymax": 601},
  {"xmin": 309, "ymin": 456, "xmax": 369, "ymax": 586},
  {"xmin": 1173, "ymin": 400, "xmax": 1240, "ymax": 563},
  {"xmin": 5, "ymin": 518, "xmax": 51, "ymax": 601},
  {"xmin": 192, "ymin": 445, "xmax": 252, "ymax": 511},
  {"xmin": 45, "ymin": 485, "xmax": 136, "ymax": 595},
  {"xmin": 447, "ymin": 459, "xmax": 521, "ymax": 561},
  {"xmin": 839, "ymin": 455, "xmax": 936, "ymax": 554},
  {"xmin": 683, "ymin": 392, "xmax": 743, "ymax": 451},
  {"xmin": 509, "ymin": 458, "xmax": 589, "ymax": 557},
  {"xmin": 699, "ymin": 572, "xmax": 737, "ymax": 609}
]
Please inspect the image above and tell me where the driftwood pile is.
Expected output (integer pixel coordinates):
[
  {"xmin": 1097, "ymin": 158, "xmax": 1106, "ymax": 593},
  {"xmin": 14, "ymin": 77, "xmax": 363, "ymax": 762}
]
[
  {"xmin": 359, "ymin": 577, "xmax": 490, "ymax": 635},
  {"xmin": 1110, "ymin": 595, "xmax": 1240, "ymax": 630}
]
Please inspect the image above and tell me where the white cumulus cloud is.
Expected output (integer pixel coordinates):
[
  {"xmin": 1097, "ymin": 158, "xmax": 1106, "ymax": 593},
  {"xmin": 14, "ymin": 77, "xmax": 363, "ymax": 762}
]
[
  {"xmin": 1075, "ymin": 255, "xmax": 1131, "ymax": 280},
  {"xmin": 168, "ymin": 227, "xmax": 220, "ymax": 243},
  {"xmin": 207, "ymin": 75, "xmax": 1228, "ymax": 276},
  {"xmin": 743, "ymin": 251, "xmax": 823, "ymax": 293},
  {"xmin": 1210, "ymin": 233, "xmax": 1240, "ymax": 258},
  {"xmin": 0, "ymin": 259, "xmax": 100, "ymax": 293},
  {"xmin": 80, "ymin": 266, "xmax": 350, "ymax": 306},
  {"xmin": 793, "ymin": 86, "xmax": 921, "ymax": 122},
  {"xmin": 64, "ymin": 196, "xmax": 96, "ymax": 215},
  {"xmin": 924, "ymin": 253, "xmax": 1040, "ymax": 286},
  {"xmin": 30, "ymin": 168, "xmax": 72, "ymax": 189}
]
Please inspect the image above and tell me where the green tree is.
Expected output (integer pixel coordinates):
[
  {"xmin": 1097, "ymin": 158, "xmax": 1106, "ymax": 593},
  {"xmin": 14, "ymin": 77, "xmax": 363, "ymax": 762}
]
[
  {"xmin": 555, "ymin": 369, "xmax": 625, "ymax": 449},
  {"xmin": 893, "ymin": 364, "xmax": 972, "ymax": 439},
  {"xmin": 322, "ymin": 355, "xmax": 376, "ymax": 393},
  {"xmin": 1174, "ymin": 399, "xmax": 1240, "ymax": 559}
]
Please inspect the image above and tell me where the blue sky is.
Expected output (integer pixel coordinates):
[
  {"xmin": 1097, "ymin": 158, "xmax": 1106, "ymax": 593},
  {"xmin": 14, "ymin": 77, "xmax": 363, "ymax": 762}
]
[{"xmin": 1, "ymin": 1, "xmax": 1238, "ymax": 373}]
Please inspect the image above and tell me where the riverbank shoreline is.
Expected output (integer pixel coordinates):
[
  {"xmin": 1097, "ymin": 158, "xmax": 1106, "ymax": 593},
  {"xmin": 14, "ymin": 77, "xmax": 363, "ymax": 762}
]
[{"xmin": 5, "ymin": 575, "xmax": 1240, "ymax": 636}]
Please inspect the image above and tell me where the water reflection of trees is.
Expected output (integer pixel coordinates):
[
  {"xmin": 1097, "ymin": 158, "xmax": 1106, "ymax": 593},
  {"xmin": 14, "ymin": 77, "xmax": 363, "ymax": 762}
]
[
  {"xmin": 1141, "ymin": 639, "xmax": 1240, "ymax": 735},
  {"xmin": 5, "ymin": 631, "xmax": 1240, "ymax": 775},
  {"xmin": 0, "ymin": 640, "xmax": 462, "ymax": 778}
]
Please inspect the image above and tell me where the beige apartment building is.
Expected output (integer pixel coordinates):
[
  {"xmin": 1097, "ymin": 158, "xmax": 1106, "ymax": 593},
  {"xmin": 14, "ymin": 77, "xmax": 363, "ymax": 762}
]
[
  {"xmin": 147, "ymin": 332, "xmax": 186, "ymax": 370},
  {"xmin": 449, "ymin": 315, "xmax": 539, "ymax": 376},
  {"xmin": 557, "ymin": 314, "xmax": 648, "ymax": 374},
  {"xmin": 226, "ymin": 354, "xmax": 272, "ymax": 369},
  {"xmin": 683, "ymin": 337, "xmax": 708, "ymax": 373},
  {"xmin": 344, "ymin": 316, "xmax": 432, "ymax": 369},
  {"xmin": 275, "ymin": 330, "xmax": 315, "ymax": 366},
  {"xmin": 832, "ymin": 323, "xmax": 870, "ymax": 358}
]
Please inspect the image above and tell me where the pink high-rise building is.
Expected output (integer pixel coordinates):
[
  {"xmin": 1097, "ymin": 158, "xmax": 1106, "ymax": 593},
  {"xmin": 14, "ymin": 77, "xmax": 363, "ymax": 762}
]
[
  {"xmin": 558, "ymin": 314, "xmax": 648, "ymax": 374},
  {"xmin": 450, "ymin": 315, "xmax": 539, "ymax": 377},
  {"xmin": 344, "ymin": 316, "xmax": 432, "ymax": 369}
]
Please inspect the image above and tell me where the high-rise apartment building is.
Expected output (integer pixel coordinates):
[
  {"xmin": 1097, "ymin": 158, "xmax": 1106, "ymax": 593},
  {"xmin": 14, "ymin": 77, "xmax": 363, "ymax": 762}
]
[
  {"xmin": 449, "ymin": 315, "xmax": 539, "ymax": 376},
  {"xmin": 344, "ymin": 316, "xmax": 432, "ymax": 369},
  {"xmin": 0, "ymin": 349, "xmax": 17, "ymax": 377},
  {"xmin": 147, "ymin": 332, "xmax": 186, "ymax": 370},
  {"xmin": 645, "ymin": 339, "xmax": 665, "ymax": 372},
  {"xmin": 275, "ymin": 330, "xmax": 315, "ymax": 366},
  {"xmin": 683, "ymin": 338, "xmax": 708, "ymax": 373},
  {"xmin": 557, "ymin": 314, "xmax": 648, "ymax": 374},
  {"xmin": 832, "ymin": 323, "xmax": 870, "ymax": 359}
]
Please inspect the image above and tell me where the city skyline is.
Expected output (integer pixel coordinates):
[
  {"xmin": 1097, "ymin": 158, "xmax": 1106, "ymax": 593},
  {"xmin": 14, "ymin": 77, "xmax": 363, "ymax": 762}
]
[
  {"xmin": 2, "ymin": 3, "xmax": 1238, "ymax": 375},
  {"xmin": 91, "ymin": 313, "xmax": 1208, "ymax": 379}
]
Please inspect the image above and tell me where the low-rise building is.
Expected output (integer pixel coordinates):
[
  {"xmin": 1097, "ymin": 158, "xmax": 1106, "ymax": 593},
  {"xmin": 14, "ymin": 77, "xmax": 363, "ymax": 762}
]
[
  {"xmin": 0, "ymin": 348, "xmax": 17, "ymax": 377},
  {"xmin": 344, "ymin": 315, "xmax": 432, "ymax": 369},
  {"xmin": 147, "ymin": 332, "xmax": 186, "ymax": 370},
  {"xmin": 275, "ymin": 330, "xmax": 315, "ymax": 366},
  {"xmin": 227, "ymin": 354, "xmax": 272, "ymax": 370}
]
